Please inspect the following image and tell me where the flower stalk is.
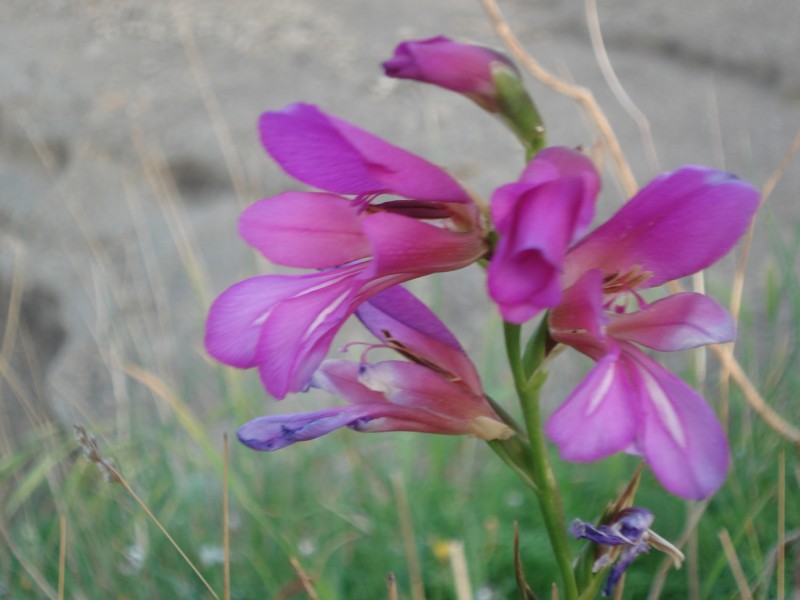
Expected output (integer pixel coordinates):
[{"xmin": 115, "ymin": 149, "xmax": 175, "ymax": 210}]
[{"xmin": 504, "ymin": 321, "xmax": 578, "ymax": 600}]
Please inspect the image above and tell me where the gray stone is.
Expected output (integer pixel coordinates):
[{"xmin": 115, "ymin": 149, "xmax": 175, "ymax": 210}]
[{"xmin": 1, "ymin": 0, "xmax": 797, "ymax": 444}]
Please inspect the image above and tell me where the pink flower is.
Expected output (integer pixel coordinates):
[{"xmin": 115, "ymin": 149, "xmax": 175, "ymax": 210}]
[
  {"xmin": 236, "ymin": 287, "xmax": 513, "ymax": 450},
  {"xmin": 541, "ymin": 165, "xmax": 760, "ymax": 499},
  {"xmin": 383, "ymin": 36, "xmax": 518, "ymax": 112},
  {"xmin": 205, "ymin": 104, "xmax": 485, "ymax": 399},
  {"xmin": 487, "ymin": 147, "xmax": 600, "ymax": 323}
]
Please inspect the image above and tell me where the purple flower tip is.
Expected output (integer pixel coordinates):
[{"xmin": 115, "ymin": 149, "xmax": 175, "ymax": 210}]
[
  {"xmin": 571, "ymin": 507, "xmax": 681, "ymax": 597},
  {"xmin": 383, "ymin": 36, "xmax": 517, "ymax": 109}
]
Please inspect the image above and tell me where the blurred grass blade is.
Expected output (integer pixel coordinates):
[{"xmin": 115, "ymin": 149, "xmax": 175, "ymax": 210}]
[{"xmin": 514, "ymin": 522, "xmax": 539, "ymax": 600}]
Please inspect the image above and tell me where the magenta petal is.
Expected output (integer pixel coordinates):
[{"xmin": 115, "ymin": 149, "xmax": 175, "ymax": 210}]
[
  {"xmin": 356, "ymin": 286, "xmax": 482, "ymax": 393},
  {"xmin": 311, "ymin": 360, "xmax": 390, "ymax": 405},
  {"xmin": 254, "ymin": 267, "xmax": 364, "ymax": 398},
  {"xmin": 488, "ymin": 147, "xmax": 600, "ymax": 323},
  {"xmin": 624, "ymin": 347, "xmax": 730, "ymax": 499},
  {"xmin": 359, "ymin": 361, "xmax": 491, "ymax": 420},
  {"xmin": 514, "ymin": 146, "xmax": 600, "ymax": 236},
  {"xmin": 608, "ymin": 293, "xmax": 735, "ymax": 351},
  {"xmin": 565, "ymin": 167, "xmax": 759, "ymax": 287},
  {"xmin": 546, "ymin": 353, "xmax": 638, "ymax": 461},
  {"xmin": 205, "ymin": 274, "xmax": 336, "ymax": 369},
  {"xmin": 239, "ymin": 192, "xmax": 370, "ymax": 268},
  {"xmin": 260, "ymin": 103, "xmax": 472, "ymax": 203},
  {"xmin": 549, "ymin": 270, "xmax": 610, "ymax": 358},
  {"xmin": 357, "ymin": 360, "xmax": 511, "ymax": 440},
  {"xmin": 489, "ymin": 178, "xmax": 591, "ymax": 322},
  {"xmin": 358, "ymin": 286, "xmax": 462, "ymax": 350},
  {"xmin": 363, "ymin": 212, "xmax": 485, "ymax": 277}
]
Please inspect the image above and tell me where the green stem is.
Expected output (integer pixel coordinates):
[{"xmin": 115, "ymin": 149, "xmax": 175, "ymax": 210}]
[{"xmin": 504, "ymin": 322, "xmax": 578, "ymax": 600}]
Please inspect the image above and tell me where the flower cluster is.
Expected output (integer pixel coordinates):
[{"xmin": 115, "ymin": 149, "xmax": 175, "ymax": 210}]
[
  {"xmin": 205, "ymin": 103, "xmax": 485, "ymax": 400},
  {"xmin": 205, "ymin": 35, "xmax": 759, "ymax": 504}
]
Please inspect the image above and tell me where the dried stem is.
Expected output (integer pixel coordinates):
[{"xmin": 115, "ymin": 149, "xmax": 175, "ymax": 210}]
[
  {"xmin": 584, "ymin": 0, "xmax": 659, "ymax": 172},
  {"xmin": 0, "ymin": 524, "xmax": 58, "ymax": 600},
  {"xmin": 74, "ymin": 426, "xmax": 220, "ymax": 600},
  {"xmin": 58, "ymin": 512, "xmax": 67, "ymax": 600},
  {"xmin": 777, "ymin": 451, "xmax": 786, "ymax": 600},
  {"xmin": 719, "ymin": 529, "xmax": 754, "ymax": 600},
  {"xmin": 289, "ymin": 556, "xmax": 320, "ymax": 600},
  {"xmin": 647, "ymin": 501, "xmax": 709, "ymax": 600},
  {"xmin": 172, "ymin": 6, "xmax": 252, "ymax": 207},
  {"xmin": 710, "ymin": 343, "xmax": 800, "ymax": 445},
  {"xmin": 479, "ymin": 0, "xmax": 638, "ymax": 196},
  {"xmin": 223, "ymin": 433, "xmax": 231, "ymax": 600},
  {"xmin": 387, "ymin": 572, "xmax": 399, "ymax": 600},
  {"xmin": 392, "ymin": 473, "xmax": 427, "ymax": 600}
]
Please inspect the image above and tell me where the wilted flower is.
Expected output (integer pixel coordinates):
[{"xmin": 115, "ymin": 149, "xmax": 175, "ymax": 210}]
[
  {"xmin": 571, "ymin": 507, "xmax": 683, "ymax": 597},
  {"xmin": 205, "ymin": 103, "xmax": 486, "ymax": 399},
  {"xmin": 236, "ymin": 286, "xmax": 513, "ymax": 450}
]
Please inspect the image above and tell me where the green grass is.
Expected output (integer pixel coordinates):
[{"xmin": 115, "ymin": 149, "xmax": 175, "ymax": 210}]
[{"xmin": 1, "ymin": 260, "xmax": 799, "ymax": 600}]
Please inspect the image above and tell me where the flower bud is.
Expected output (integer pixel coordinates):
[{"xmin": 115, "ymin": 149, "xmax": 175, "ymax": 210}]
[
  {"xmin": 383, "ymin": 36, "xmax": 546, "ymax": 156},
  {"xmin": 383, "ymin": 36, "xmax": 518, "ymax": 112}
]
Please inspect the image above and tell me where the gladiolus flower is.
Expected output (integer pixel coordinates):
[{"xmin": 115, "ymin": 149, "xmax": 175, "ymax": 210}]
[
  {"xmin": 205, "ymin": 103, "xmax": 485, "ymax": 399},
  {"xmin": 236, "ymin": 287, "xmax": 514, "ymax": 450},
  {"xmin": 542, "ymin": 164, "xmax": 760, "ymax": 499}
]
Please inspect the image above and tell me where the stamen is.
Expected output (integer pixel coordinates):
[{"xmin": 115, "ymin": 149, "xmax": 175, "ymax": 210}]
[
  {"xmin": 351, "ymin": 191, "xmax": 387, "ymax": 212},
  {"xmin": 381, "ymin": 329, "xmax": 462, "ymax": 383},
  {"xmin": 602, "ymin": 265, "xmax": 654, "ymax": 312}
]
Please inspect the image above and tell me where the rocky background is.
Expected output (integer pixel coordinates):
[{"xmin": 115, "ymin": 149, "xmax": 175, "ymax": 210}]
[{"xmin": 1, "ymin": 0, "xmax": 798, "ymax": 448}]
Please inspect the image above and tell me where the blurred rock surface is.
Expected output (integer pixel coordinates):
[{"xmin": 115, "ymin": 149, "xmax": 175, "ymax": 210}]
[{"xmin": 1, "ymin": 0, "xmax": 798, "ymax": 444}]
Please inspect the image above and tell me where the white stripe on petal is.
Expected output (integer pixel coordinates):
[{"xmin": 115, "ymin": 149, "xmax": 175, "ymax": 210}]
[
  {"xmin": 586, "ymin": 361, "xmax": 616, "ymax": 416},
  {"xmin": 638, "ymin": 367, "xmax": 687, "ymax": 448},
  {"xmin": 303, "ymin": 289, "xmax": 352, "ymax": 342}
]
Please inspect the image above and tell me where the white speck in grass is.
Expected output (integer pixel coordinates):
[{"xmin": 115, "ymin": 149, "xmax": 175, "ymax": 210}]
[
  {"xmin": 506, "ymin": 491, "xmax": 524, "ymax": 507},
  {"xmin": 119, "ymin": 544, "xmax": 146, "ymax": 575},
  {"xmin": 476, "ymin": 585, "xmax": 496, "ymax": 600},
  {"xmin": 199, "ymin": 544, "xmax": 226, "ymax": 566},
  {"xmin": 298, "ymin": 537, "xmax": 317, "ymax": 556}
]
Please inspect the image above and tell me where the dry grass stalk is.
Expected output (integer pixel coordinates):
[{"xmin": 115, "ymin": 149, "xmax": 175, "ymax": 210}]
[
  {"xmin": 584, "ymin": 0, "xmax": 659, "ymax": 172},
  {"xmin": 719, "ymin": 124, "xmax": 800, "ymax": 436},
  {"xmin": 387, "ymin": 572, "xmax": 399, "ymax": 600},
  {"xmin": 58, "ymin": 512, "xmax": 67, "ymax": 600},
  {"xmin": 392, "ymin": 473, "xmax": 426, "ymax": 600},
  {"xmin": 479, "ymin": 0, "xmax": 638, "ymax": 197},
  {"xmin": 223, "ymin": 433, "xmax": 231, "ymax": 600},
  {"xmin": 777, "ymin": 451, "xmax": 786, "ymax": 600},
  {"xmin": 513, "ymin": 522, "xmax": 538, "ymax": 600},
  {"xmin": 73, "ymin": 425, "xmax": 221, "ymax": 600},
  {"xmin": 446, "ymin": 540, "xmax": 473, "ymax": 600},
  {"xmin": 646, "ymin": 501, "xmax": 709, "ymax": 600},
  {"xmin": 172, "ymin": 6, "xmax": 252, "ymax": 208},
  {"xmin": 719, "ymin": 529, "xmax": 754, "ymax": 600},
  {"xmin": 289, "ymin": 556, "xmax": 320, "ymax": 600},
  {"xmin": 0, "ymin": 524, "xmax": 58, "ymax": 600}
]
